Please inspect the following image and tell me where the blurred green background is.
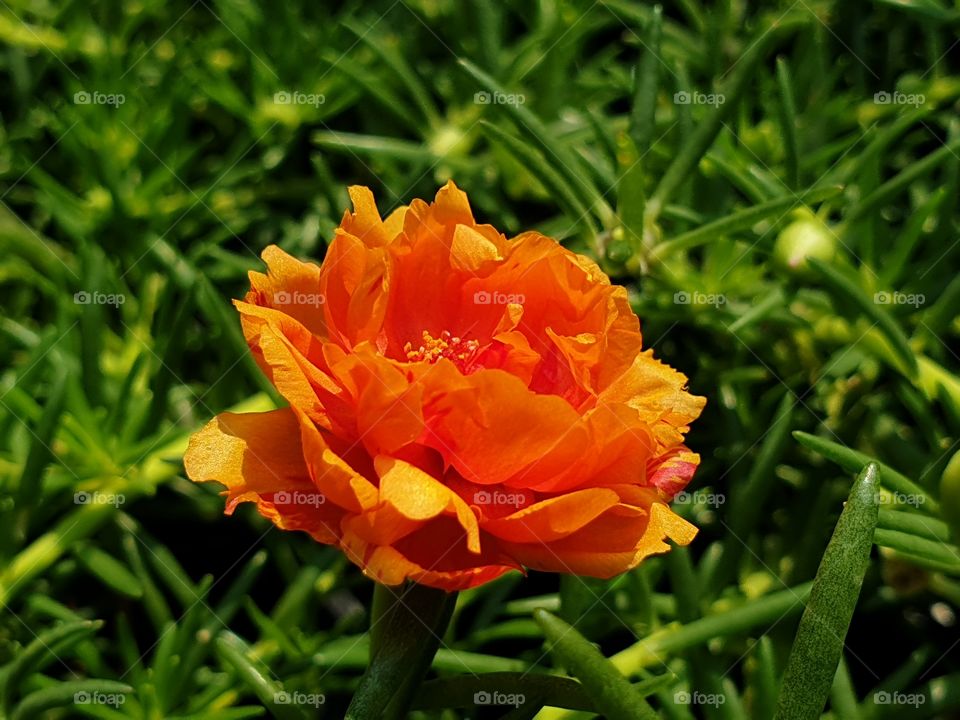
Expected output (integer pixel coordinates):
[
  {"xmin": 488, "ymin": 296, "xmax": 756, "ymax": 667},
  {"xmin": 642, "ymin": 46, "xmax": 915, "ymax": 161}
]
[{"xmin": 1, "ymin": 0, "xmax": 960, "ymax": 718}]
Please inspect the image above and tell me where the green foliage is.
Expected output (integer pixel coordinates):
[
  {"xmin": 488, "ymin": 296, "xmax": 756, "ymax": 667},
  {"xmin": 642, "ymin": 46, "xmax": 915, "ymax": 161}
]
[{"xmin": 1, "ymin": 0, "xmax": 958, "ymax": 718}]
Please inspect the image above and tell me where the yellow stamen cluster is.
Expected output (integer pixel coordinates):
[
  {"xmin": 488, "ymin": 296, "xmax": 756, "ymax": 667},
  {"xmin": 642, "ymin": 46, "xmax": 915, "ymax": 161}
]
[{"xmin": 404, "ymin": 330, "xmax": 480, "ymax": 366}]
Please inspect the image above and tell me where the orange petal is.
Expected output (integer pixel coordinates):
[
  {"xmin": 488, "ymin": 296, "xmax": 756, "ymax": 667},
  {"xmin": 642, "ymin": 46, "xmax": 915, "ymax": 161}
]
[
  {"xmin": 450, "ymin": 223, "xmax": 503, "ymax": 272},
  {"xmin": 376, "ymin": 456, "xmax": 481, "ymax": 553},
  {"xmin": 648, "ymin": 447, "xmax": 701, "ymax": 498},
  {"xmin": 342, "ymin": 515, "xmax": 517, "ymax": 590},
  {"xmin": 482, "ymin": 488, "xmax": 619, "ymax": 543},
  {"xmin": 183, "ymin": 409, "xmax": 339, "ymax": 543},
  {"xmin": 246, "ymin": 246, "xmax": 327, "ymax": 339},
  {"xmin": 319, "ymin": 231, "xmax": 391, "ymax": 348},
  {"xmin": 417, "ymin": 361, "xmax": 590, "ymax": 487},
  {"xmin": 601, "ymin": 350, "xmax": 706, "ymax": 449},
  {"xmin": 499, "ymin": 503, "xmax": 696, "ymax": 578},
  {"xmin": 327, "ymin": 345, "xmax": 425, "ymax": 456},
  {"xmin": 236, "ymin": 301, "xmax": 352, "ymax": 434},
  {"xmin": 339, "ymin": 186, "xmax": 396, "ymax": 247}
]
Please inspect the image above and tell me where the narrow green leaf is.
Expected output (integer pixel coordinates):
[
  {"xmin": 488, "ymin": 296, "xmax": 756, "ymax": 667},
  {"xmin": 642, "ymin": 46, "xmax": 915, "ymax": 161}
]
[
  {"xmin": 874, "ymin": 529, "xmax": 960, "ymax": 571},
  {"xmin": 312, "ymin": 130, "xmax": 436, "ymax": 162},
  {"xmin": 830, "ymin": 658, "xmax": 862, "ymax": 720},
  {"xmin": 878, "ymin": 509, "xmax": 952, "ymax": 543},
  {"xmin": 705, "ymin": 392, "xmax": 794, "ymax": 592},
  {"xmin": 646, "ymin": 15, "xmax": 807, "ymax": 220},
  {"xmin": 166, "ymin": 709, "xmax": 265, "ymax": 720},
  {"xmin": 0, "ymin": 502, "xmax": 116, "ymax": 608},
  {"xmin": 11, "ymin": 680, "xmax": 132, "ymax": 720},
  {"xmin": 479, "ymin": 121, "xmax": 595, "ymax": 236},
  {"xmin": 842, "ymin": 137, "xmax": 960, "ymax": 227},
  {"xmin": 122, "ymin": 530, "xmax": 173, "ymax": 631},
  {"xmin": 459, "ymin": 59, "xmax": 614, "ymax": 228},
  {"xmin": 615, "ymin": 136, "xmax": 648, "ymax": 260},
  {"xmin": 0, "ymin": 620, "xmax": 102, "ymax": 711},
  {"xmin": 342, "ymin": 18, "xmax": 441, "ymax": 127},
  {"xmin": 15, "ymin": 368, "xmax": 68, "ymax": 510},
  {"xmin": 316, "ymin": 636, "xmax": 529, "ymax": 674},
  {"xmin": 412, "ymin": 672, "xmax": 664, "ymax": 712},
  {"xmin": 923, "ymin": 266, "xmax": 960, "ymax": 338},
  {"xmin": 629, "ymin": 5, "xmax": 662, "ymax": 154},
  {"xmin": 878, "ymin": 187, "xmax": 947, "ymax": 286},
  {"xmin": 73, "ymin": 543, "xmax": 143, "ymax": 599},
  {"xmin": 534, "ymin": 609, "xmax": 658, "ymax": 720},
  {"xmin": 145, "ymin": 538, "xmax": 202, "ymax": 609},
  {"xmin": 748, "ymin": 636, "xmax": 779, "ymax": 720},
  {"xmin": 807, "ymin": 257, "xmax": 919, "ymax": 378},
  {"xmin": 196, "ymin": 275, "xmax": 281, "ymax": 403},
  {"xmin": 614, "ymin": 582, "xmax": 813, "ymax": 674},
  {"xmin": 775, "ymin": 57, "xmax": 799, "ymax": 189},
  {"xmin": 793, "ymin": 431, "xmax": 937, "ymax": 512},
  {"xmin": 774, "ymin": 463, "xmax": 880, "ymax": 720},
  {"xmin": 216, "ymin": 632, "xmax": 307, "ymax": 720},
  {"xmin": 652, "ymin": 185, "xmax": 842, "ymax": 257}
]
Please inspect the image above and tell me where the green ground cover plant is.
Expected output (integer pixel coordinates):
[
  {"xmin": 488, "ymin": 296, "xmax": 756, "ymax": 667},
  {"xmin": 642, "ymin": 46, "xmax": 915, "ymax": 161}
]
[{"xmin": 1, "ymin": 1, "xmax": 959, "ymax": 718}]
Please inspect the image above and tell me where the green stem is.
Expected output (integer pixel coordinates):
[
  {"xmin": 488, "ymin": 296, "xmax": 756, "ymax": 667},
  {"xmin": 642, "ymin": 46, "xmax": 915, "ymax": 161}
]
[{"xmin": 345, "ymin": 583, "xmax": 456, "ymax": 720}]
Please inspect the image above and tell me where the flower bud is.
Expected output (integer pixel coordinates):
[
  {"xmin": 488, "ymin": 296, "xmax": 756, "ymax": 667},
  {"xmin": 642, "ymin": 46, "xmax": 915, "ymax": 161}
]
[{"xmin": 773, "ymin": 208, "xmax": 837, "ymax": 276}]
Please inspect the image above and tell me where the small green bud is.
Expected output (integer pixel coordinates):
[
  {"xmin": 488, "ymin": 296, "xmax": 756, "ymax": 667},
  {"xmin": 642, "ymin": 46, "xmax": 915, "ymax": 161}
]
[{"xmin": 773, "ymin": 208, "xmax": 837, "ymax": 276}]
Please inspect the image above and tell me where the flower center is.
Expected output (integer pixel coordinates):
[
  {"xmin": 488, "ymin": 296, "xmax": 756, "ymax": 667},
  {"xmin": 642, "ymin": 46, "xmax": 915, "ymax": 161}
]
[{"xmin": 404, "ymin": 330, "xmax": 480, "ymax": 370}]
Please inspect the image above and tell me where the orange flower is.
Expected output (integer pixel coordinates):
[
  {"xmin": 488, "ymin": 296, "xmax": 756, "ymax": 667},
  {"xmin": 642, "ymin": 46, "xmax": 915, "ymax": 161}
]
[{"xmin": 184, "ymin": 182, "xmax": 705, "ymax": 591}]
